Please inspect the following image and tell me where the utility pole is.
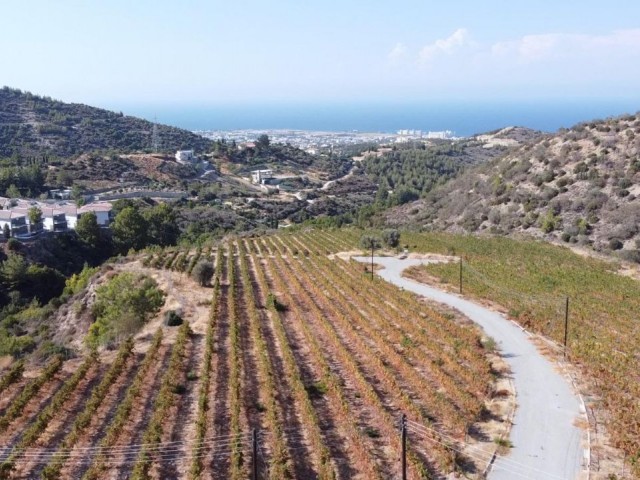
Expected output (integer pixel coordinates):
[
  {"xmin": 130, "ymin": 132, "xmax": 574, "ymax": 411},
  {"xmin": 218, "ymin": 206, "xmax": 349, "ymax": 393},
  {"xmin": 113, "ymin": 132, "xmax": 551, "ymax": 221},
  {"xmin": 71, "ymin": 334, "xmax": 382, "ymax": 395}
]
[
  {"xmin": 151, "ymin": 116, "xmax": 160, "ymax": 154},
  {"xmin": 563, "ymin": 297, "xmax": 569, "ymax": 358},
  {"xmin": 252, "ymin": 428, "xmax": 258, "ymax": 480},
  {"xmin": 401, "ymin": 414, "xmax": 407, "ymax": 480},
  {"xmin": 371, "ymin": 245, "xmax": 374, "ymax": 280},
  {"xmin": 459, "ymin": 257, "xmax": 463, "ymax": 294}
]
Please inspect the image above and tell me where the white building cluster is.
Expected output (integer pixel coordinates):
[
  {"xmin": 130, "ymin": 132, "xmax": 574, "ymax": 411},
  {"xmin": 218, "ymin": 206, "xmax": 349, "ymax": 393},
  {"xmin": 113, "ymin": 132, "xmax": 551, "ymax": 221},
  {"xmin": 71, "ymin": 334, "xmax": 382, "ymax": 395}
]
[
  {"xmin": 426, "ymin": 130, "xmax": 455, "ymax": 140},
  {"xmin": 250, "ymin": 169, "xmax": 274, "ymax": 184},
  {"xmin": 0, "ymin": 197, "xmax": 113, "ymax": 238},
  {"xmin": 175, "ymin": 150, "xmax": 197, "ymax": 164},
  {"xmin": 396, "ymin": 129, "xmax": 423, "ymax": 136}
]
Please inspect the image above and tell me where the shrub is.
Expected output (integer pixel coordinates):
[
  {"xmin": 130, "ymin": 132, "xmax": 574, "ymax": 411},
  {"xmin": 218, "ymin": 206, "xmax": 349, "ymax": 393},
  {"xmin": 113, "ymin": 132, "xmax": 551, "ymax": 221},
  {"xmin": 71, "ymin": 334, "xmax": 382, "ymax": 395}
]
[
  {"xmin": 266, "ymin": 293, "xmax": 287, "ymax": 312},
  {"xmin": 539, "ymin": 210, "xmax": 560, "ymax": 233},
  {"xmin": 608, "ymin": 238, "xmax": 624, "ymax": 250},
  {"xmin": 6, "ymin": 238, "xmax": 21, "ymax": 252},
  {"xmin": 619, "ymin": 249, "xmax": 640, "ymax": 263},
  {"xmin": 171, "ymin": 384, "xmax": 186, "ymax": 394},
  {"xmin": 164, "ymin": 310, "xmax": 183, "ymax": 327},
  {"xmin": 381, "ymin": 229, "xmax": 400, "ymax": 248},
  {"xmin": 360, "ymin": 235, "xmax": 382, "ymax": 251},
  {"xmin": 87, "ymin": 273, "xmax": 165, "ymax": 348},
  {"xmin": 191, "ymin": 261, "xmax": 214, "ymax": 287}
]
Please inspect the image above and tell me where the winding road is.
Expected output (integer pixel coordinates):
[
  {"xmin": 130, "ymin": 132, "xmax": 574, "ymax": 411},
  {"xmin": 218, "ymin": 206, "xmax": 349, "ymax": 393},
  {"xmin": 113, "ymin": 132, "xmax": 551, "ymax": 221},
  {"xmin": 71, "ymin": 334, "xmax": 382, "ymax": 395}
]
[{"xmin": 353, "ymin": 256, "xmax": 586, "ymax": 480}]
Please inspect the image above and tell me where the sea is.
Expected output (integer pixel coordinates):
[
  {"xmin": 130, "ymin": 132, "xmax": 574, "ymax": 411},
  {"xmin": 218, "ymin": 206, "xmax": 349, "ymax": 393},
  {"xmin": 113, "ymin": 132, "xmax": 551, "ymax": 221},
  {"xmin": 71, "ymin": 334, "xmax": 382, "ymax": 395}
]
[{"xmin": 121, "ymin": 99, "xmax": 640, "ymax": 137}]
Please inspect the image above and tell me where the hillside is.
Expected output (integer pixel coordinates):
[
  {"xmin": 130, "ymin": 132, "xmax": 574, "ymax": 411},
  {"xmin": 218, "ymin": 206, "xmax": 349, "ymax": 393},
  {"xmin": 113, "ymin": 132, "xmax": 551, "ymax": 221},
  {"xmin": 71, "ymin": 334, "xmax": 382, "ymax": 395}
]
[
  {"xmin": 0, "ymin": 233, "xmax": 502, "ymax": 479},
  {"xmin": 386, "ymin": 113, "xmax": 640, "ymax": 261},
  {"xmin": 361, "ymin": 132, "xmax": 536, "ymax": 204},
  {"xmin": 212, "ymin": 136, "xmax": 350, "ymax": 180},
  {"xmin": 0, "ymin": 87, "xmax": 212, "ymax": 158}
]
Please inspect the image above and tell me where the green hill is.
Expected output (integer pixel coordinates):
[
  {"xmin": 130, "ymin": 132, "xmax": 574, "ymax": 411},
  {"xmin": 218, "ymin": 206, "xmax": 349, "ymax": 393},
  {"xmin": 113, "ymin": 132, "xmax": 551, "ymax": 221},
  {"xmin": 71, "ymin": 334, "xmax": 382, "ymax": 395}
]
[{"xmin": 0, "ymin": 86, "xmax": 212, "ymax": 159}]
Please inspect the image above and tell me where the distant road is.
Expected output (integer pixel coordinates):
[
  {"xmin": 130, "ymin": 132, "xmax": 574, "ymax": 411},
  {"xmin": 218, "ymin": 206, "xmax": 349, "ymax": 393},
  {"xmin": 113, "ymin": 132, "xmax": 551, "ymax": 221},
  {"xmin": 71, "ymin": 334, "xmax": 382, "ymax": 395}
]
[
  {"xmin": 353, "ymin": 256, "xmax": 586, "ymax": 480},
  {"xmin": 320, "ymin": 163, "xmax": 357, "ymax": 191}
]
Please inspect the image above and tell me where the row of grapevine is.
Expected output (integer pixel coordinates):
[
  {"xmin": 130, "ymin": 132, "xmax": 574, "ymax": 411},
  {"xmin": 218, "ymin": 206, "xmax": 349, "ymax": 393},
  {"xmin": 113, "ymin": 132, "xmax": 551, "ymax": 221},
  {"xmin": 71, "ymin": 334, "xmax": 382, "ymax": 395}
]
[
  {"xmin": 39, "ymin": 338, "xmax": 136, "ymax": 480},
  {"xmin": 0, "ymin": 354, "xmax": 98, "ymax": 476},
  {"xmin": 189, "ymin": 247, "xmax": 224, "ymax": 479},
  {"xmin": 248, "ymin": 245, "xmax": 336, "ymax": 479},
  {"xmin": 0, "ymin": 362, "xmax": 23, "ymax": 395},
  {"xmin": 226, "ymin": 245, "xmax": 246, "ymax": 480},
  {"xmin": 256, "ymin": 245, "xmax": 390, "ymax": 478},
  {"xmin": 237, "ymin": 241, "xmax": 291, "ymax": 479},
  {"xmin": 186, "ymin": 247, "xmax": 203, "ymax": 276},
  {"xmin": 81, "ymin": 330, "xmax": 164, "ymax": 480},
  {"xmin": 264, "ymin": 244, "xmax": 435, "ymax": 477},
  {"xmin": 130, "ymin": 321, "xmax": 191, "ymax": 479}
]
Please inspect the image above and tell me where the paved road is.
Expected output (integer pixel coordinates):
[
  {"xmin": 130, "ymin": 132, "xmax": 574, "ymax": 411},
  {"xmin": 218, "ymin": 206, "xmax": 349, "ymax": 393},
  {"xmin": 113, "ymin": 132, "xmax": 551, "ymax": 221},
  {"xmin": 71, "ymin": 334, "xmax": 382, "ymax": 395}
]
[{"xmin": 353, "ymin": 256, "xmax": 585, "ymax": 480}]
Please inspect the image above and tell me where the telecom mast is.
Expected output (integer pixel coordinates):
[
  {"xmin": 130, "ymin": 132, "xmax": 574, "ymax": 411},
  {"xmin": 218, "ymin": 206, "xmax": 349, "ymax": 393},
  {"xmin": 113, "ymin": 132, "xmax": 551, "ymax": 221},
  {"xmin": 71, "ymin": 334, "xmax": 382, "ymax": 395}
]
[{"xmin": 151, "ymin": 116, "xmax": 160, "ymax": 153}]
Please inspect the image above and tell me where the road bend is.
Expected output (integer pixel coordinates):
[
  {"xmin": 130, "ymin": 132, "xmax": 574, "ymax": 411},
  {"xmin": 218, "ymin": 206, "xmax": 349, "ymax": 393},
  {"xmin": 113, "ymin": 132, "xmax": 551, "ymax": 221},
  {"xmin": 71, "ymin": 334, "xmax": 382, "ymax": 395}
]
[{"xmin": 352, "ymin": 256, "xmax": 585, "ymax": 480}]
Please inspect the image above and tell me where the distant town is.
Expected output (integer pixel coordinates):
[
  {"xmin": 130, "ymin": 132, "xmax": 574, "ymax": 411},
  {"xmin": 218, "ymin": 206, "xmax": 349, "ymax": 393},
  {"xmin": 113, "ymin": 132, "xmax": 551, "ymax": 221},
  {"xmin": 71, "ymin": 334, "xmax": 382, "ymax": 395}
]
[{"xmin": 197, "ymin": 129, "xmax": 459, "ymax": 152}]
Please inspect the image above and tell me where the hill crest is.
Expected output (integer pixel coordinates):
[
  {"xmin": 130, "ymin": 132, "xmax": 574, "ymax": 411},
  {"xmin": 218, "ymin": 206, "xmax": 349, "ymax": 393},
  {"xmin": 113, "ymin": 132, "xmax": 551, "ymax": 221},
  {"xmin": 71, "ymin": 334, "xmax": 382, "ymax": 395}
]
[
  {"xmin": 0, "ymin": 86, "xmax": 212, "ymax": 158},
  {"xmin": 386, "ymin": 112, "xmax": 640, "ymax": 260}
]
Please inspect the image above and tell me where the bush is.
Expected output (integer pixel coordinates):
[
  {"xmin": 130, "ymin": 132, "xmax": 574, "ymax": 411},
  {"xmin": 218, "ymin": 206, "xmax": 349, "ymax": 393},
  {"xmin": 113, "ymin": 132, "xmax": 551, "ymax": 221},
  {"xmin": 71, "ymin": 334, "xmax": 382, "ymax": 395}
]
[
  {"xmin": 171, "ymin": 383, "xmax": 186, "ymax": 394},
  {"xmin": 609, "ymin": 238, "xmax": 624, "ymax": 251},
  {"xmin": 191, "ymin": 261, "xmax": 214, "ymax": 287},
  {"xmin": 164, "ymin": 310, "xmax": 183, "ymax": 327},
  {"xmin": 360, "ymin": 235, "xmax": 382, "ymax": 251},
  {"xmin": 539, "ymin": 210, "xmax": 560, "ymax": 233},
  {"xmin": 381, "ymin": 229, "xmax": 400, "ymax": 248},
  {"xmin": 618, "ymin": 249, "xmax": 640, "ymax": 264},
  {"xmin": 266, "ymin": 293, "xmax": 287, "ymax": 312},
  {"xmin": 87, "ymin": 272, "xmax": 165, "ymax": 348},
  {"xmin": 6, "ymin": 238, "xmax": 21, "ymax": 252}
]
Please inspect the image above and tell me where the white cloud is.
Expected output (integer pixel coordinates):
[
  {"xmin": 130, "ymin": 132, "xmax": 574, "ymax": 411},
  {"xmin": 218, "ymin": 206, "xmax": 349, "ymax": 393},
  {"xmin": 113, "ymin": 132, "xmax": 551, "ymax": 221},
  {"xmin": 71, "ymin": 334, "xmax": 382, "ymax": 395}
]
[
  {"xmin": 383, "ymin": 28, "xmax": 640, "ymax": 97},
  {"xmin": 491, "ymin": 29, "xmax": 640, "ymax": 63},
  {"xmin": 387, "ymin": 42, "xmax": 409, "ymax": 64},
  {"xmin": 418, "ymin": 28, "xmax": 470, "ymax": 63}
]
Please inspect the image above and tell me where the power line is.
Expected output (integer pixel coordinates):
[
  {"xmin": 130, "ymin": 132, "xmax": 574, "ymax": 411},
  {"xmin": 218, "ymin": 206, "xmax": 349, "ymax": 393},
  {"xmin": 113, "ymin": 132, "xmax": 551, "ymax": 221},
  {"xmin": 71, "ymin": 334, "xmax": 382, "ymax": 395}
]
[{"xmin": 406, "ymin": 423, "xmax": 566, "ymax": 480}]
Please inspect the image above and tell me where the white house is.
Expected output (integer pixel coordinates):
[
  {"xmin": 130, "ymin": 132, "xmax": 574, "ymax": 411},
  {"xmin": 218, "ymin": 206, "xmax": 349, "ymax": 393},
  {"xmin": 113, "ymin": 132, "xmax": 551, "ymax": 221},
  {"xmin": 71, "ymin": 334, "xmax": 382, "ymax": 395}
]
[
  {"xmin": 42, "ymin": 209, "xmax": 68, "ymax": 232},
  {"xmin": 0, "ymin": 199, "xmax": 113, "ymax": 234},
  {"xmin": 49, "ymin": 189, "xmax": 72, "ymax": 200},
  {"xmin": 175, "ymin": 150, "xmax": 196, "ymax": 164},
  {"xmin": 79, "ymin": 203, "xmax": 113, "ymax": 227},
  {"xmin": 11, "ymin": 207, "xmax": 43, "ymax": 234},
  {"xmin": 0, "ymin": 211, "xmax": 28, "ymax": 237},
  {"xmin": 57, "ymin": 206, "xmax": 78, "ymax": 229},
  {"xmin": 251, "ymin": 169, "xmax": 274, "ymax": 184}
]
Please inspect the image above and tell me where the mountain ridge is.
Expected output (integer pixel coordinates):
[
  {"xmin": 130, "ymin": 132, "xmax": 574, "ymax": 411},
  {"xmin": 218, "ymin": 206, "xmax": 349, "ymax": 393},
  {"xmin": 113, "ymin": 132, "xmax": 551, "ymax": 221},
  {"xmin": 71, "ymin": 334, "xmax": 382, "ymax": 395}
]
[
  {"xmin": 384, "ymin": 111, "xmax": 640, "ymax": 261},
  {"xmin": 0, "ymin": 86, "xmax": 213, "ymax": 158}
]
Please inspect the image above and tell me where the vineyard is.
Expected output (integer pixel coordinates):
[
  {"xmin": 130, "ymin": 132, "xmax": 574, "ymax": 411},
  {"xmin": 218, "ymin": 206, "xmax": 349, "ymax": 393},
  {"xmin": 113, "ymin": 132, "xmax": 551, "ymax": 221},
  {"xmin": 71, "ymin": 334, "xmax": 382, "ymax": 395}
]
[
  {"xmin": 399, "ymin": 231, "xmax": 640, "ymax": 477},
  {"xmin": 0, "ymin": 230, "xmax": 500, "ymax": 479}
]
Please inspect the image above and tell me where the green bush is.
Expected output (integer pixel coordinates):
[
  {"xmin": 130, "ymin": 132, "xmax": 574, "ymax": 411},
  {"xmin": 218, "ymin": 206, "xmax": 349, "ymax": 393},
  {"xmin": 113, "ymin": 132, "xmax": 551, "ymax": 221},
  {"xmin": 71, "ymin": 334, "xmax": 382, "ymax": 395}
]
[
  {"xmin": 191, "ymin": 260, "xmax": 214, "ymax": 287},
  {"xmin": 164, "ymin": 310, "xmax": 183, "ymax": 327},
  {"xmin": 608, "ymin": 238, "xmax": 623, "ymax": 250},
  {"xmin": 6, "ymin": 238, "xmax": 21, "ymax": 252},
  {"xmin": 266, "ymin": 293, "xmax": 287, "ymax": 312},
  {"xmin": 87, "ymin": 272, "xmax": 165, "ymax": 348}
]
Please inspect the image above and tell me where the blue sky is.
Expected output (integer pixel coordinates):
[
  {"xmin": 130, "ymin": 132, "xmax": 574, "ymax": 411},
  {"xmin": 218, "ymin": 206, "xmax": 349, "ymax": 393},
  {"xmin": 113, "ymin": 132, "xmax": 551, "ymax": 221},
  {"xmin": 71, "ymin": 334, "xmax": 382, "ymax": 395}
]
[{"xmin": 2, "ymin": 0, "xmax": 640, "ymax": 109}]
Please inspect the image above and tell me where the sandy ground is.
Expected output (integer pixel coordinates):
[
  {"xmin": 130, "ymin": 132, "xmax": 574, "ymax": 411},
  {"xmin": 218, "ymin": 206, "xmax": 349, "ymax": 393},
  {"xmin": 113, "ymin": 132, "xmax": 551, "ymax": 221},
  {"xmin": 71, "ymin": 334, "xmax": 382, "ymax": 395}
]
[{"xmin": 0, "ymin": 356, "xmax": 12, "ymax": 371}]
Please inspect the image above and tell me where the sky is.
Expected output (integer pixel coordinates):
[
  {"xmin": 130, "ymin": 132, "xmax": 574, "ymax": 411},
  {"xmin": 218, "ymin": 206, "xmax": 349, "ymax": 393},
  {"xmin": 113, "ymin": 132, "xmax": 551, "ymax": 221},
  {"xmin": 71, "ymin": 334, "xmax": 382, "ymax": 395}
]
[{"xmin": 2, "ymin": 1, "xmax": 640, "ymax": 113}]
